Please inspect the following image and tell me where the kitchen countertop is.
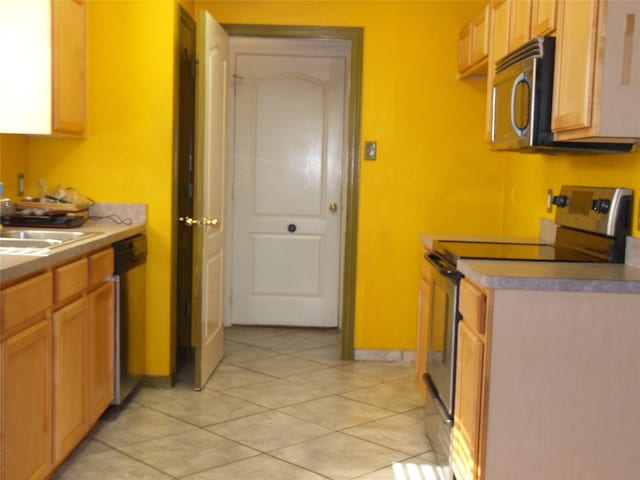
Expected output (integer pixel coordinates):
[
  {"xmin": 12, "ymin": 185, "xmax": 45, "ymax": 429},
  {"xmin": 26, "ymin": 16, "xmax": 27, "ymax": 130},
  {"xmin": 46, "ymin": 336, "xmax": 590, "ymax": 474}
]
[
  {"xmin": 458, "ymin": 259, "xmax": 640, "ymax": 293},
  {"xmin": 422, "ymin": 228, "xmax": 640, "ymax": 293},
  {"xmin": 0, "ymin": 220, "xmax": 145, "ymax": 284}
]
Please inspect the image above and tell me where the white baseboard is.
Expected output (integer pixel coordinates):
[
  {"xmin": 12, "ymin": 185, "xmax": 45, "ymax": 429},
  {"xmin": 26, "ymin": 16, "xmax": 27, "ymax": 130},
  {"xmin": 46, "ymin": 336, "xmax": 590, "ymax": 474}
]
[{"xmin": 354, "ymin": 349, "xmax": 416, "ymax": 363}]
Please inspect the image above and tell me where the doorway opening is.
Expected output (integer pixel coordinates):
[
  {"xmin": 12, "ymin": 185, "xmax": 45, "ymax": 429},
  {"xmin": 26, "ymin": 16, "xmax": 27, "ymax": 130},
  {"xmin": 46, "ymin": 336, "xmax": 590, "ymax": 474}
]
[
  {"xmin": 171, "ymin": 21, "xmax": 363, "ymax": 382},
  {"xmin": 222, "ymin": 24, "xmax": 363, "ymax": 360},
  {"xmin": 173, "ymin": 6, "xmax": 197, "ymax": 377}
]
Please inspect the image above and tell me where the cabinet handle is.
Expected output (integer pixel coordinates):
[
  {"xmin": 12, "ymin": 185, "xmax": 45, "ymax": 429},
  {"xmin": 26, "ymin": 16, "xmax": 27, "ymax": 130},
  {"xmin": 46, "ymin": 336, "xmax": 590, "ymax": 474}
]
[{"xmin": 622, "ymin": 14, "xmax": 635, "ymax": 86}]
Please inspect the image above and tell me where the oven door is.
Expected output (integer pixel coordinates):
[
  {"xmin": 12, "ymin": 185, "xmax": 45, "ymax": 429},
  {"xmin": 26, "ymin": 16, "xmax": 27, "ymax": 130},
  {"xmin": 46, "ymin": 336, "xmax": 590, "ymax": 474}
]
[{"xmin": 424, "ymin": 252, "xmax": 461, "ymax": 424}]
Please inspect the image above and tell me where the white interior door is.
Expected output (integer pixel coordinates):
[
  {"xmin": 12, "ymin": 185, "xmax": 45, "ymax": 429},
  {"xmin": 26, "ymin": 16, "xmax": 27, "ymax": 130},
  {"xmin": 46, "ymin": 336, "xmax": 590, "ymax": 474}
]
[
  {"xmin": 230, "ymin": 38, "xmax": 349, "ymax": 328},
  {"xmin": 193, "ymin": 10, "xmax": 228, "ymax": 389}
]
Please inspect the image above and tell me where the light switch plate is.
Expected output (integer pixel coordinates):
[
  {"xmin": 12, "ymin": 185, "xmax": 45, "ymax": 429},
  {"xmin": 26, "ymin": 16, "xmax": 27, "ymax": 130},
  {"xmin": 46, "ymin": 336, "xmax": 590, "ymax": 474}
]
[{"xmin": 364, "ymin": 141, "xmax": 377, "ymax": 160}]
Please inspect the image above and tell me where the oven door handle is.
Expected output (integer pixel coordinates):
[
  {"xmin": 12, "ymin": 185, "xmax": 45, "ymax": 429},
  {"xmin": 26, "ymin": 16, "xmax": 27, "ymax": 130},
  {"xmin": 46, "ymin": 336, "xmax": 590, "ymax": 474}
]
[{"xmin": 425, "ymin": 253, "xmax": 460, "ymax": 279}]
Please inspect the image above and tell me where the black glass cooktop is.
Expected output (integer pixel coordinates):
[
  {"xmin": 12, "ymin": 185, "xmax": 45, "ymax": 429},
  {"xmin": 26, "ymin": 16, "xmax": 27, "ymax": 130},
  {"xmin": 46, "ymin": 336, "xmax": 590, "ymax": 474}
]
[{"xmin": 433, "ymin": 240, "xmax": 609, "ymax": 264}]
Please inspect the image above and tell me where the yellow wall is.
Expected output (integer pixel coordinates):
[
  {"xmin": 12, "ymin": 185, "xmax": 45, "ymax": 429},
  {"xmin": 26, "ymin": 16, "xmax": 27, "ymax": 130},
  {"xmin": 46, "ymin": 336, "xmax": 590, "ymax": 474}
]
[
  {"xmin": 200, "ymin": 0, "xmax": 505, "ymax": 350},
  {"xmin": 501, "ymin": 150, "xmax": 640, "ymax": 238},
  {"xmin": 26, "ymin": 0, "xmax": 176, "ymax": 376},
  {"xmin": 0, "ymin": 135, "xmax": 28, "ymax": 199},
  {"xmin": 8, "ymin": 0, "xmax": 637, "ymax": 366}
]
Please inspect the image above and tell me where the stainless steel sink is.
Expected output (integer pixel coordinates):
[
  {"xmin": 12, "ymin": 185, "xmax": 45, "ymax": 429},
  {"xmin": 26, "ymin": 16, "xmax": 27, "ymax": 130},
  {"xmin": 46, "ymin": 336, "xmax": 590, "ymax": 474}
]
[
  {"xmin": 0, "ymin": 229, "xmax": 98, "ymax": 254},
  {"xmin": 0, "ymin": 238, "xmax": 64, "ymax": 248},
  {"xmin": 0, "ymin": 229, "xmax": 91, "ymax": 241}
]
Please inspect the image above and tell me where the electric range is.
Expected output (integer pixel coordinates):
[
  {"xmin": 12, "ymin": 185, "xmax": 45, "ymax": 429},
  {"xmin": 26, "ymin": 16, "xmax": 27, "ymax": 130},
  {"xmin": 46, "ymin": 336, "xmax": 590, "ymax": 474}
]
[
  {"xmin": 432, "ymin": 185, "xmax": 633, "ymax": 267},
  {"xmin": 422, "ymin": 185, "xmax": 633, "ymax": 468}
]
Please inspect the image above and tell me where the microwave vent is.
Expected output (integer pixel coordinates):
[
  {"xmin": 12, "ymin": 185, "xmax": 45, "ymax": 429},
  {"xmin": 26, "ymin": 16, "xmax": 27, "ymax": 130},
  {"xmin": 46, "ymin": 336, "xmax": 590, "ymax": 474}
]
[{"xmin": 495, "ymin": 37, "xmax": 546, "ymax": 75}]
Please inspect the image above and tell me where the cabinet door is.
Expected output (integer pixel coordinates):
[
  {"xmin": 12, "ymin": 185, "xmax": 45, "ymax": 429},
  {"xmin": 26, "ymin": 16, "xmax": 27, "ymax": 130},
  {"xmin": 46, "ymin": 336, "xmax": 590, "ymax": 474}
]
[
  {"xmin": 54, "ymin": 257, "xmax": 88, "ymax": 306},
  {"xmin": 470, "ymin": 4, "xmax": 490, "ymax": 64},
  {"xmin": 1, "ymin": 272, "xmax": 53, "ymax": 341},
  {"xmin": 415, "ymin": 277, "xmax": 431, "ymax": 400},
  {"xmin": 551, "ymin": 0, "xmax": 599, "ymax": 133},
  {"xmin": 53, "ymin": 297, "xmax": 89, "ymax": 463},
  {"xmin": 458, "ymin": 24, "xmax": 472, "ymax": 73},
  {"xmin": 88, "ymin": 248, "xmax": 114, "ymax": 290},
  {"xmin": 1, "ymin": 319, "xmax": 53, "ymax": 480},
  {"xmin": 531, "ymin": 0, "xmax": 557, "ymax": 36},
  {"xmin": 508, "ymin": 0, "xmax": 532, "ymax": 52},
  {"xmin": 51, "ymin": 0, "xmax": 86, "ymax": 135},
  {"xmin": 486, "ymin": 0, "xmax": 510, "ymax": 141},
  {"xmin": 451, "ymin": 321, "xmax": 485, "ymax": 480},
  {"xmin": 88, "ymin": 281, "xmax": 114, "ymax": 425},
  {"xmin": 492, "ymin": 0, "xmax": 511, "ymax": 63}
]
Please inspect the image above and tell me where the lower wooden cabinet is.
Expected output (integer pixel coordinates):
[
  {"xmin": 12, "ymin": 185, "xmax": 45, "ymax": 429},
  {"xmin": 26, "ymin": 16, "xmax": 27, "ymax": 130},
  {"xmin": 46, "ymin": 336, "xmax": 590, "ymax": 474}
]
[
  {"xmin": 1, "ymin": 319, "xmax": 53, "ymax": 480},
  {"xmin": 451, "ymin": 321, "xmax": 485, "ymax": 480},
  {"xmin": 88, "ymin": 281, "xmax": 115, "ymax": 424},
  {"xmin": 1, "ymin": 246, "xmax": 115, "ymax": 480},
  {"xmin": 452, "ymin": 278, "xmax": 488, "ymax": 480},
  {"xmin": 53, "ymin": 297, "xmax": 90, "ymax": 463}
]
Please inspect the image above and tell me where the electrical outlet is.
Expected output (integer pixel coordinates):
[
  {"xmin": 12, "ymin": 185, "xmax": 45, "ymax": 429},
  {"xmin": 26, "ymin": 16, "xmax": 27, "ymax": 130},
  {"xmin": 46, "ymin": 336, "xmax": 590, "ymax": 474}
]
[
  {"xmin": 546, "ymin": 188, "xmax": 554, "ymax": 213},
  {"xmin": 18, "ymin": 173, "xmax": 24, "ymax": 197},
  {"xmin": 364, "ymin": 141, "xmax": 377, "ymax": 160}
]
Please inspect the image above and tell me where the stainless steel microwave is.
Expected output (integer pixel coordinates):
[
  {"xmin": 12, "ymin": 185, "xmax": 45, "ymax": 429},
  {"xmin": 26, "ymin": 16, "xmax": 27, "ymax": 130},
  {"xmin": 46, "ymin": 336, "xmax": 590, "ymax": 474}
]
[{"xmin": 490, "ymin": 36, "xmax": 634, "ymax": 153}]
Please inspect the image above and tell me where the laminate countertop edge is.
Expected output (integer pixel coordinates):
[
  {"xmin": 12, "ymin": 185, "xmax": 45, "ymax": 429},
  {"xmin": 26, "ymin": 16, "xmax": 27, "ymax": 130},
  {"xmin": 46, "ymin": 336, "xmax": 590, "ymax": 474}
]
[
  {"xmin": 458, "ymin": 259, "xmax": 640, "ymax": 293},
  {"xmin": 0, "ymin": 221, "xmax": 145, "ymax": 284}
]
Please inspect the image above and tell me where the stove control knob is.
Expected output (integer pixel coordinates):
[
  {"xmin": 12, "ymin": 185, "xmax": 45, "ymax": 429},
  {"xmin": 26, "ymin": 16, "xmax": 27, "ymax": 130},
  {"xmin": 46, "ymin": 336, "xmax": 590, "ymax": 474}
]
[
  {"xmin": 552, "ymin": 195, "xmax": 569, "ymax": 208},
  {"xmin": 592, "ymin": 198, "xmax": 610, "ymax": 214}
]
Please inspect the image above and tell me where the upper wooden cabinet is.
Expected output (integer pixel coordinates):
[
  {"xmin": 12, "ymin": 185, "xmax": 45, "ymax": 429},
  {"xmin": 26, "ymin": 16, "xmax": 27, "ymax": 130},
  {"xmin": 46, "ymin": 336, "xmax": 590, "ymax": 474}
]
[
  {"xmin": 508, "ymin": 0, "xmax": 532, "ymax": 52},
  {"xmin": 491, "ymin": 0, "xmax": 511, "ymax": 68},
  {"xmin": 461, "ymin": 0, "xmax": 558, "ymax": 80},
  {"xmin": 484, "ymin": 0, "xmax": 511, "ymax": 141},
  {"xmin": 552, "ymin": 0, "xmax": 640, "ymax": 142},
  {"xmin": 531, "ymin": 0, "xmax": 558, "ymax": 37},
  {"xmin": 0, "ymin": 0, "xmax": 86, "ymax": 136},
  {"xmin": 507, "ymin": 0, "xmax": 557, "ymax": 53},
  {"xmin": 458, "ymin": 3, "xmax": 490, "ymax": 78}
]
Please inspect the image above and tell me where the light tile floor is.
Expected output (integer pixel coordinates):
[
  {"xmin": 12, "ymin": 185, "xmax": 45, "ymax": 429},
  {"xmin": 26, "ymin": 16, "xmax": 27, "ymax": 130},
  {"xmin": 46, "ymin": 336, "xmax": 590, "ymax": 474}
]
[{"xmin": 53, "ymin": 326, "xmax": 451, "ymax": 480}]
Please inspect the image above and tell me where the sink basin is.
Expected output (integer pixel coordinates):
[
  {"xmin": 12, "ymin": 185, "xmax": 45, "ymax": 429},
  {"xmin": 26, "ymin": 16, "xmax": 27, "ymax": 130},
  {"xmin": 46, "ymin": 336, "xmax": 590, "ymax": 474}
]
[
  {"xmin": 0, "ymin": 229, "xmax": 91, "ymax": 241},
  {"xmin": 0, "ymin": 229, "xmax": 98, "ymax": 254},
  {"xmin": 0, "ymin": 238, "xmax": 64, "ymax": 248}
]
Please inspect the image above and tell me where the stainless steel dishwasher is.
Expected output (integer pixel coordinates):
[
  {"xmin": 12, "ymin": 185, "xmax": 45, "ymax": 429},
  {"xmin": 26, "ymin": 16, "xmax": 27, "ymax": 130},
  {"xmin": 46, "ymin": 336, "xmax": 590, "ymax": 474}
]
[{"xmin": 112, "ymin": 234, "xmax": 147, "ymax": 404}]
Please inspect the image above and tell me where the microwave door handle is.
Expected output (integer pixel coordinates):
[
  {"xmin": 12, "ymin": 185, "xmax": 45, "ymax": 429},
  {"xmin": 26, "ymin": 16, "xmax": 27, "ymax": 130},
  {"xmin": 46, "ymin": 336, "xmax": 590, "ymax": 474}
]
[{"xmin": 510, "ymin": 72, "xmax": 531, "ymax": 138}]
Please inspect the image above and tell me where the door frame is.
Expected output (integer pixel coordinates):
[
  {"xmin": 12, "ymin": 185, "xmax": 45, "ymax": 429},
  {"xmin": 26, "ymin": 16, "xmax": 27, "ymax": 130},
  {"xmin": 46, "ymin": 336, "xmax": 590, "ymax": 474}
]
[
  {"xmin": 171, "ymin": 4, "xmax": 197, "ymax": 383},
  {"xmin": 222, "ymin": 24, "xmax": 362, "ymax": 360}
]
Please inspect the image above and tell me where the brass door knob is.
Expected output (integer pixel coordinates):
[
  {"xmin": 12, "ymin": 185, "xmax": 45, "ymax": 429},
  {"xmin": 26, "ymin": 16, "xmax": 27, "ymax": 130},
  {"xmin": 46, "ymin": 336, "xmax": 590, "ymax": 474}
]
[
  {"xmin": 178, "ymin": 216, "xmax": 200, "ymax": 226},
  {"xmin": 329, "ymin": 202, "xmax": 338, "ymax": 213},
  {"xmin": 203, "ymin": 217, "xmax": 220, "ymax": 227}
]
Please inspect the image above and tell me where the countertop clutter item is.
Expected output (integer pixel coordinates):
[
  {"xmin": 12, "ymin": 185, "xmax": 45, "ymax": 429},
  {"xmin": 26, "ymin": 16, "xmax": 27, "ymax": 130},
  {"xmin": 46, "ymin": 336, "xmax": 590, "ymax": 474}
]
[
  {"xmin": 0, "ymin": 182, "xmax": 16, "ymax": 216},
  {"xmin": 2, "ymin": 188, "xmax": 94, "ymax": 228},
  {"xmin": 1, "ymin": 212, "xmax": 87, "ymax": 228}
]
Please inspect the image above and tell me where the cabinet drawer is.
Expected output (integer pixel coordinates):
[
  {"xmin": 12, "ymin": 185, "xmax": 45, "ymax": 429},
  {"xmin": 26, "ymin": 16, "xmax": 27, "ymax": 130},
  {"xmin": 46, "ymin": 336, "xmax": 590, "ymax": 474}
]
[
  {"xmin": 459, "ymin": 280, "xmax": 486, "ymax": 334},
  {"xmin": 54, "ymin": 258, "xmax": 88, "ymax": 305},
  {"xmin": 88, "ymin": 248, "xmax": 114, "ymax": 289},
  {"xmin": 1, "ymin": 271, "xmax": 54, "ymax": 339}
]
